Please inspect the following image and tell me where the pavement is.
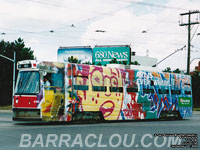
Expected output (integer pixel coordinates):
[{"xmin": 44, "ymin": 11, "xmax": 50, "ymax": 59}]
[
  {"xmin": 192, "ymin": 111, "xmax": 200, "ymax": 114},
  {"xmin": 0, "ymin": 111, "xmax": 199, "ymax": 150}
]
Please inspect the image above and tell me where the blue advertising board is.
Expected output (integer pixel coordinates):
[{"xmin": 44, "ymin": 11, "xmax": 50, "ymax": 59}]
[{"xmin": 57, "ymin": 46, "xmax": 92, "ymax": 63}]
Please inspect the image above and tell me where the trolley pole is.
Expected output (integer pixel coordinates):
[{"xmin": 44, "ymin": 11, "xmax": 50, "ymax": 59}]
[
  {"xmin": 152, "ymin": 46, "xmax": 186, "ymax": 67},
  {"xmin": 179, "ymin": 10, "xmax": 200, "ymax": 74}
]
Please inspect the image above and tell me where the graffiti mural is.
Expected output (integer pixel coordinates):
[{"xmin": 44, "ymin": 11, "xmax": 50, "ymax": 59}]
[
  {"xmin": 64, "ymin": 64, "xmax": 124, "ymax": 120},
  {"xmin": 63, "ymin": 64, "xmax": 192, "ymax": 121}
]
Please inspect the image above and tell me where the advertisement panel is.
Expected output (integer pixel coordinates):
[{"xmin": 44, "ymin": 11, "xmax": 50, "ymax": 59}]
[
  {"xmin": 178, "ymin": 97, "xmax": 192, "ymax": 107},
  {"xmin": 93, "ymin": 45, "xmax": 131, "ymax": 65},
  {"xmin": 57, "ymin": 46, "xmax": 92, "ymax": 63}
]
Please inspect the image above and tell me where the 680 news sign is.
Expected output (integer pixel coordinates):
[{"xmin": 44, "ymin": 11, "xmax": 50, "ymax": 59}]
[
  {"xmin": 93, "ymin": 46, "xmax": 131, "ymax": 65},
  {"xmin": 95, "ymin": 51, "xmax": 128, "ymax": 59}
]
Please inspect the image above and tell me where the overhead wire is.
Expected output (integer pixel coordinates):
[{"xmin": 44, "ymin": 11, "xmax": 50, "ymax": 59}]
[
  {"xmin": 23, "ymin": 0, "xmax": 188, "ymax": 11},
  {"xmin": 113, "ymin": 0, "xmax": 188, "ymax": 11},
  {"xmin": 23, "ymin": 0, "xmax": 66, "ymax": 8},
  {"xmin": 0, "ymin": 26, "xmax": 187, "ymax": 47},
  {"xmin": 2, "ymin": 0, "xmax": 183, "ymax": 33},
  {"xmin": 0, "ymin": 0, "xmax": 193, "ymax": 48},
  {"xmin": 191, "ymin": 24, "xmax": 200, "ymax": 41}
]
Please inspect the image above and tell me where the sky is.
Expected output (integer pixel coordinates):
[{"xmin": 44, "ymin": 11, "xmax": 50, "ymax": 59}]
[{"xmin": 0, "ymin": 0, "xmax": 200, "ymax": 71}]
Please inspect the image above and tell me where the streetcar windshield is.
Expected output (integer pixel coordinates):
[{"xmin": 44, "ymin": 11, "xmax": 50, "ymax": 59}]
[{"xmin": 15, "ymin": 71, "xmax": 40, "ymax": 95}]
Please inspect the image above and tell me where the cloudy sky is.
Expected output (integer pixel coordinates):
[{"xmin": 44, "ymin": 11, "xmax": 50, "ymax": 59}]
[{"xmin": 0, "ymin": 0, "xmax": 200, "ymax": 71}]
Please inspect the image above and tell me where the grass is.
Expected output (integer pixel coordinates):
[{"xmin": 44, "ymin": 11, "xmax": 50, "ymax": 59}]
[{"xmin": 0, "ymin": 105, "xmax": 12, "ymax": 110}]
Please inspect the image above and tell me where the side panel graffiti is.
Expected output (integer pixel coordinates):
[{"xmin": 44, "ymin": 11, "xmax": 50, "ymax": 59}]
[{"xmin": 63, "ymin": 64, "xmax": 192, "ymax": 121}]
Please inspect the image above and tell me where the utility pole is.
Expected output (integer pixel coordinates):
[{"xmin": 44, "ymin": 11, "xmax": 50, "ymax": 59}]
[{"xmin": 179, "ymin": 10, "xmax": 200, "ymax": 75}]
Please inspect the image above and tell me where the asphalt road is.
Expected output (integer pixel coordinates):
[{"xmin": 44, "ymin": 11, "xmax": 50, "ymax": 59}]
[{"xmin": 0, "ymin": 111, "xmax": 199, "ymax": 150}]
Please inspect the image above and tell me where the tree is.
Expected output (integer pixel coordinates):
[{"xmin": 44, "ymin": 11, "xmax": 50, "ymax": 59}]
[
  {"xmin": 163, "ymin": 67, "xmax": 172, "ymax": 73},
  {"xmin": 131, "ymin": 61, "xmax": 140, "ymax": 65},
  {"xmin": 110, "ymin": 58, "xmax": 118, "ymax": 64},
  {"xmin": 82, "ymin": 61, "xmax": 92, "ymax": 65},
  {"xmin": 68, "ymin": 56, "xmax": 81, "ymax": 64},
  {"xmin": 0, "ymin": 38, "xmax": 35, "ymax": 106},
  {"xmin": 163, "ymin": 67, "xmax": 181, "ymax": 74},
  {"xmin": 122, "ymin": 61, "xmax": 128, "ymax": 65},
  {"xmin": 96, "ymin": 62, "xmax": 102, "ymax": 66},
  {"xmin": 173, "ymin": 68, "xmax": 181, "ymax": 74},
  {"xmin": 110, "ymin": 58, "xmax": 129, "ymax": 65}
]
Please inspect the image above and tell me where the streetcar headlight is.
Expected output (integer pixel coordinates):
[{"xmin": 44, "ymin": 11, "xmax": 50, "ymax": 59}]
[{"xmin": 16, "ymin": 99, "xmax": 18, "ymax": 104}]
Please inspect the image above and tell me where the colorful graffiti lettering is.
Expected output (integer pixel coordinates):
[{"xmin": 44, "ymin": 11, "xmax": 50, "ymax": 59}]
[{"xmin": 64, "ymin": 64, "xmax": 192, "ymax": 121}]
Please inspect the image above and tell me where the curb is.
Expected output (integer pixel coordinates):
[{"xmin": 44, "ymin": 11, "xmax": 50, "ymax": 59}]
[{"xmin": 0, "ymin": 110, "xmax": 12, "ymax": 113}]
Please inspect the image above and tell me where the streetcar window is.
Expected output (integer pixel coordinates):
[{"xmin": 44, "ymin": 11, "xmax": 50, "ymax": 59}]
[
  {"xmin": 158, "ymin": 89, "xmax": 169, "ymax": 94},
  {"xmin": 127, "ymin": 87, "xmax": 138, "ymax": 93},
  {"xmin": 15, "ymin": 71, "xmax": 40, "ymax": 95},
  {"xmin": 74, "ymin": 75, "xmax": 89, "ymax": 91},
  {"xmin": 74, "ymin": 85, "xmax": 88, "ymax": 91},
  {"xmin": 150, "ymin": 80, "xmax": 154, "ymax": 86},
  {"xmin": 185, "ymin": 91, "xmax": 191, "ymax": 95},
  {"xmin": 74, "ymin": 75, "xmax": 88, "ymax": 79},
  {"xmin": 110, "ymin": 87, "xmax": 123, "ymax": 93},
  {"xmin": 92, "ymin": 86, "xmax": 107, "ymax": 92},
  {"xmin": 44, "ymin": 73, "xmax": 64, "ymax": 88},
  {"xmin": 143, "ymin": 89, "xmax": 154, "ymax": 93},
  {"xmin": 171, "ymin": 90, "xmax": 181, "ymax": 95},
  {"xmin": 51, "ymin": 73, "xmax": 64, "ymax": 87}
]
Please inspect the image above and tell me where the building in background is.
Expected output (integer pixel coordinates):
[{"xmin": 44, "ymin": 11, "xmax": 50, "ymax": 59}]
[
  {"xmin": 57, "ymin": 46, "xmax": 92, "ymax": 63},
  {"xmin": 131, "ymin": 55, "xmax": 157, "ymax": 67},
  {"xmin": 93, "ymin": 45, "xmax": 131, "ymax": 65}
]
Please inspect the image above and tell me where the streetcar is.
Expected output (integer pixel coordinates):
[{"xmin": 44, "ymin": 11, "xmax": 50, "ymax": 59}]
[{"xmin": 13, "ymin": 60, "xmax": 192, "ymax": 121}]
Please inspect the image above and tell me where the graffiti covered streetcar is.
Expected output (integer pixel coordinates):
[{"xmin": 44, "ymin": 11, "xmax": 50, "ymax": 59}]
[{"xmin": 13, "ymin": 60, "xmax": 192, "ymax": 121}]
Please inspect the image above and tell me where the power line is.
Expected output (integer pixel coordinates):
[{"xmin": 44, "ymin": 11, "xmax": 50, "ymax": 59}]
[
  {"xmin": 112, "ymin": 0, "xmax": 190, "ymax": 33},
  {"xmin": 23, "ymin": 0, "xmax": 66, "ymax": 8},
  {"xmin": 22, "ymin": 0, "xmax": 189, "ymax": 11},
  {"xmin": 2, "ymin": 0, "xmax": 184, "ymax": 34},
  {"xmin": 0, "ymin": 24, "xmax": 189, "ymax": 47},
  {"xmin": 0, "ymin": 26, "xmax": 188, "ymax": 47},
  {"xmin": 114, "ymin": 0, "xmax": 187, "ymax": 11},
  {"xmin": 193, "ymin": 46, "xmax": 200, "ymax": 50},
  {"xmin": 191, "ymin": 24, "xmax": 200, "ymax": 41},
  {"xmin": 0, "ymin": 10, "xmax": 179, "ymax": 33}
]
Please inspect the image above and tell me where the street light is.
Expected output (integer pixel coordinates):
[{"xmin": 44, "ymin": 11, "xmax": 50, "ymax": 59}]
[{"xmin": 0, "ymin": 51, "xmax": 16, "ymax": 106}]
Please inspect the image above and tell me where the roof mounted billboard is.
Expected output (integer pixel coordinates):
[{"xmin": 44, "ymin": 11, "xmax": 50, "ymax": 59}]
[
  {"xmin": 57, "ymin": 46, "xmax": 92, "ymax": 63},
  {"xmin": 93, "ymin": 45, "xmax": 131, "ymax": 65}
]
